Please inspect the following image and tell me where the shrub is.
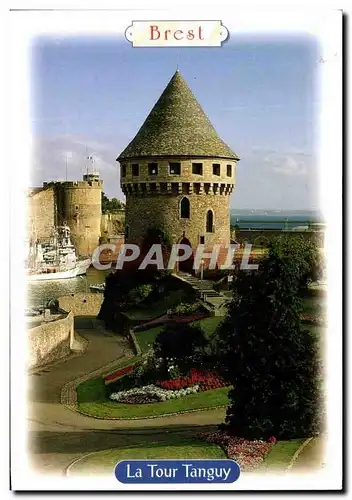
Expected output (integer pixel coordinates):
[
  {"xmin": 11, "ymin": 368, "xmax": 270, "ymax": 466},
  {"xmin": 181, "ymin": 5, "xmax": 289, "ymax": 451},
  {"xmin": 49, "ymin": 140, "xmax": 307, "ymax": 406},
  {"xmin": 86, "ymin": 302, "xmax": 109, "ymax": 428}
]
[
  {"xmin": 154, "ymin": 322, "xmax": 208, "ymax": 362},
  {"xmin": 173, "ymin": 302, "xmax": 200, "ymax": 315},
  {"xmin": 128, "ymin": 284, "xmax": 153, "ymax": 305}
]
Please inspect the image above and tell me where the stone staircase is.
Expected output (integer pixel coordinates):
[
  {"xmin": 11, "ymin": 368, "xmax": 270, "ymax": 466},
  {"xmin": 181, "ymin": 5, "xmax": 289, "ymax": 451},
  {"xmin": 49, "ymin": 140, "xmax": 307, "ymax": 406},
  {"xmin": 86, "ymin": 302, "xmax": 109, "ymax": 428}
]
[{"xmin": 177, "ymin": 272, "xmax": 228, "ymax": 316}]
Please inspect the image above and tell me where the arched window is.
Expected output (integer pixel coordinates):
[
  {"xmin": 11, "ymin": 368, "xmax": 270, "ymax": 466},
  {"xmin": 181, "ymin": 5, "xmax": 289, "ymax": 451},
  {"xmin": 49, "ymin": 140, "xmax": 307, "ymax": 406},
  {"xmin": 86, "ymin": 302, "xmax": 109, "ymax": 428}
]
[
  {"xmin": 206, "ymin": 210, "xmax": 214, "ymax": 233},
  {"xmin": 180, "ymin": 197, "xmax": 190, "ymax": 219}
]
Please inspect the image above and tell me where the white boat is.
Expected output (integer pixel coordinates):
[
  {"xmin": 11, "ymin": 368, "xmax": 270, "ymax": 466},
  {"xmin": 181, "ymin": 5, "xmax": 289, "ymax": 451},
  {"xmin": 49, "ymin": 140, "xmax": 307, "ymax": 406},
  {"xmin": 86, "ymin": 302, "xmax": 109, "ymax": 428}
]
[{"xmin": 26, "ymin": 224, "xmax": 91, "ymax": 281}]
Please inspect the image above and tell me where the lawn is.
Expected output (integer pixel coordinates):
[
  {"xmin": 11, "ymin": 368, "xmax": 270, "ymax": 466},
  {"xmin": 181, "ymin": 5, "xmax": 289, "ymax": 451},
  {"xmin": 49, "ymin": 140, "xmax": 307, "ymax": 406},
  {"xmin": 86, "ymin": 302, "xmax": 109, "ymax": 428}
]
[
  {"xmin": 134, "ymin": 316, "xmax": 224, "ymax": 353},
  {"xmin": 76, "ymin": 313, "xmax": 229, "ymax": 419},
  {"xmin": 301, "ymin": 295, "xmax": 325, "ymax": 316},
  {"xmin": 68, "ymin": 435, "xmax": 305, "ymax": 476},
  {"xmin": 304, "ymin": 324, "xmax": 323, "ymax": 337},
  {"xmin": 68, "ymin": 436, "xmax": 226, "ymax": 476},
  {"xmin": 194, "ymin": 316, "xmax": 224, "ymax": 338},
  {"xmin": 134, "ymin": 326, "xmax": 162, "ymax": 353},
  {"xmin": 124, "ymin": 290, "xmax": 188, "ymax": 321},
  {"xmin": 77, "ymin": 382, "xmax": 230, "ymax": 419},
  {"xmin": 102, "ymin": 355, "xmax": 141, "ymax": 377},
  {"xmin": 259, "ymin": 439, "xmax": 305, "ymax": 472}
]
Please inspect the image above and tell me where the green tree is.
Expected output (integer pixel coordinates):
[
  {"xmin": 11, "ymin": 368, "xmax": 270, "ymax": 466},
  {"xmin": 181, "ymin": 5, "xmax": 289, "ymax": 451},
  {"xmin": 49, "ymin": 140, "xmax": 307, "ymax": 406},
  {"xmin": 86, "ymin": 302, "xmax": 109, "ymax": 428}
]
[
  {"xmin": 98, "ymin": 267, "xmax": 169, "ymax": 331},
  {"xmin": 154, "ymin": 322, "xmax": 208, "ymax": 363},
  {"xmin": 128, "ymin": 284, "xmax": 153, "ymax": 305},
  {"xmin": 214, "ymin": 246, "xmax": 322, "ymax": 440},
  {"xmin": 142, "ymin": 225, "xmax": 173, "ymax": 249},
  {"xmin": 271, "ymin": 235, "xmax": 323, "ymax": 288},
  {"xmin": 101, "ymin": 192, "xmax": 125, "ymax": 214}
]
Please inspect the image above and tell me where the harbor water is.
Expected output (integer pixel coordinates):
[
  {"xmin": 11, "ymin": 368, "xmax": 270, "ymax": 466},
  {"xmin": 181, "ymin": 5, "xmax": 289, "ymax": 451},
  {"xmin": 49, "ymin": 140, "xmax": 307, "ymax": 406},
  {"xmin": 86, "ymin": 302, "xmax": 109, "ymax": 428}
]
[{"xmin": 27, "ymin": 266, "xmax": 111, "ymax": 307}]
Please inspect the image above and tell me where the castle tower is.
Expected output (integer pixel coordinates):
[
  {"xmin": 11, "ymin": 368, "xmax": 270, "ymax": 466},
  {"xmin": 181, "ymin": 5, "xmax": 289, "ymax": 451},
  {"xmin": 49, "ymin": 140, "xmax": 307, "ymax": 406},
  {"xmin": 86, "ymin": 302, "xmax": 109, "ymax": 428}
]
[
  {"xmin": 54, "ymin": 172, "xmax": 102, "ymax": 257},
  {"xmin": 117, "ymin": 70, "xmax": 239, "ymax": 268}
]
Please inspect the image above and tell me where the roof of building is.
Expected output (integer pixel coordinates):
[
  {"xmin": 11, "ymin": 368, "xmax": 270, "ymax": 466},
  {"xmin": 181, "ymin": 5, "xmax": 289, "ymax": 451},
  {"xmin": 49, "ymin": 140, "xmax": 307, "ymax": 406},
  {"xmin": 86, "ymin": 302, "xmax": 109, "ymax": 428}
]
[{"xmin": 117, "ymin": 70, "xmax": 239, "ymax": 161}]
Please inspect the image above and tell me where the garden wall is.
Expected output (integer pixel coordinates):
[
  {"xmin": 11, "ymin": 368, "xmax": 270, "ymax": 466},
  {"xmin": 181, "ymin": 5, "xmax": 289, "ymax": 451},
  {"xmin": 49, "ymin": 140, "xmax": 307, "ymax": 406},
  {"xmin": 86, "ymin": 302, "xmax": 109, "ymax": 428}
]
[{"xmin": 28, "ymin": 311, "xmax": 74, "ymax": 369}]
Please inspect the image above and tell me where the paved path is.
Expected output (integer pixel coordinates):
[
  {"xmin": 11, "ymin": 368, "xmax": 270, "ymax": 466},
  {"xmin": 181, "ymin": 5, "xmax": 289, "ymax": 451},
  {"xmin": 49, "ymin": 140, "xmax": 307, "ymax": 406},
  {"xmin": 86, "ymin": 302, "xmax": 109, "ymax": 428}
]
[
  {"xmin": 289, "ymin": 437, "xmax": 326, "ymax": 473},
  {"xmin": 28, "ymin": 329, "xmax": 225, "ymax": 475}
]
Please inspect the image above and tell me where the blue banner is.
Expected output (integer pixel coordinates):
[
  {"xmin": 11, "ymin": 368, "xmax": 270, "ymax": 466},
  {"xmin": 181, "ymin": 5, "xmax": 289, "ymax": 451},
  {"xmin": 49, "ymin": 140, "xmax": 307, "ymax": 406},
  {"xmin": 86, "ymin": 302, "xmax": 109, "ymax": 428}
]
[{"xmin": 115, "ymin": 459, "xmax": 240, "ymax": 484}]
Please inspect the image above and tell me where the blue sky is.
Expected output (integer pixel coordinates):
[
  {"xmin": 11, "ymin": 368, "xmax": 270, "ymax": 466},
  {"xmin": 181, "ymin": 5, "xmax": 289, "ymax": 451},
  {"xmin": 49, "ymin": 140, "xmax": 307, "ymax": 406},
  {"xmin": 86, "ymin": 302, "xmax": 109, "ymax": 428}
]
[{"xmin": 31, "ymin": 34, "xmax": 321, "ymax": 209}]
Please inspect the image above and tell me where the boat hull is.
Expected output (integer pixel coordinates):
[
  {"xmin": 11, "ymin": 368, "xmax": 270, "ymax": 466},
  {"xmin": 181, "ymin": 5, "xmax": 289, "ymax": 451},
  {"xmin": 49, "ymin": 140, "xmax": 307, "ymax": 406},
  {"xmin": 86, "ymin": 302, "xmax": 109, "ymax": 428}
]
[{"xmin": 27, "ymin": 259, "xmax": 91, "ymax": 281}]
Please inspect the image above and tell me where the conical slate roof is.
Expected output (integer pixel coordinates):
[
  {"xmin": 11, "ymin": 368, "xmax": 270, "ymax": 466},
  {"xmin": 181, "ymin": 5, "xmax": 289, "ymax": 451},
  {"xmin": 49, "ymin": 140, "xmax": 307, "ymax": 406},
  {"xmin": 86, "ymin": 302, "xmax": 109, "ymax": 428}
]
[{"xmin": 117, "ymin": 70, "xmax": 239, "ymax": 161}]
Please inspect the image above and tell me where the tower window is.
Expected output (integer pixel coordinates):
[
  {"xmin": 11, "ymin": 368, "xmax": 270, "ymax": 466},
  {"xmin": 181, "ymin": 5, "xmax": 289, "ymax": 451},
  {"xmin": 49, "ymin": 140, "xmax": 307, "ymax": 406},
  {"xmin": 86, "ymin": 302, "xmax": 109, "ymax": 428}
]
[
  {"xmin": 213, "ymin": 164, "xmax": 220, "ymax": 176},
  {"xmin": 132, "ymin": 164, "xmax": 139, "ymax": 176},
  {"xmin": 200, "ymin": 236, "xmax": 205, "ymax": 244},
  {"xmin": 206, "ymin": 210, "xmax": 214, "ymax": 233},
  {"xmin": 169, "ymin": 162, "xmax": 181, "ymax": 175},
  {"xmin": 180, "ymin": 197, "xmax": 190, "ymax": 219},
  {"xmin": 227, "ymin": 164, "xmax": 232, "ymax": 177},
  {"xmin": 192, "ymin": 163, "xmax": 203, "ymax": 175},
  {"xmin": 148, "ymin": 163, "xmax": 158, "ymax": 175},
  {"xmin": 121, "ymin": 164, "xmax": 126, "ymax": 177}
]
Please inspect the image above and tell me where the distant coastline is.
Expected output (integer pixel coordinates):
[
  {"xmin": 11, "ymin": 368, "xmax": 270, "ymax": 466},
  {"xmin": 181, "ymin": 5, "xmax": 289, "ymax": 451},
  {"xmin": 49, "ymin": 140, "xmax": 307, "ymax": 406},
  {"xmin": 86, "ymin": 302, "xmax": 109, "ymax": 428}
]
[{"xmin": 230, "ymin": 209, "xmax": 323, "ymax": 230}]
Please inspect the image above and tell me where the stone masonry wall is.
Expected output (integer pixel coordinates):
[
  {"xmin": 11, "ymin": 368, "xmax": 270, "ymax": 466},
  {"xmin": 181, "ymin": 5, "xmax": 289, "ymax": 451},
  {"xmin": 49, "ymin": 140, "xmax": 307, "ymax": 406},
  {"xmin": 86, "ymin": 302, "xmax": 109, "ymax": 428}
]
[
  {"xmin": 55, "ymin": 181, "xmax": 102, "ymax": 257},
  {"xmin": 121, "ymin": 156, "xmax": 235, "ymax": 251},
  {"xmin": 28, "ymin": 311, "xmax": 74, "ymax": 369},
  {"xmin": 27, "ymin": 182, "xmax": 126, "ymax": 257},
  {"xmin": 27, "ymin": 187, "xmax": 55, "ymax": 241},
  {"xmin": 125, "ymin": 192, "xmax": 231, "ymax": 248},
  {"xmin": 120, "ymin": 157, "xmax": 236, "ymax": 186},
  {"xmin": 100, "ymin": 212, "xmax": 125, "ymax": 238}
]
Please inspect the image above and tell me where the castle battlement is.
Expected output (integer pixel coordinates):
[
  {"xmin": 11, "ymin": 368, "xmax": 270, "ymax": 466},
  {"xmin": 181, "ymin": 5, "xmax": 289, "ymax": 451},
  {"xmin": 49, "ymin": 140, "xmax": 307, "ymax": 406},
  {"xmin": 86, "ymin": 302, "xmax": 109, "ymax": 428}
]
[{"xmin": 43, "ymin": 180, "xmax": 102, "ymax": 189}]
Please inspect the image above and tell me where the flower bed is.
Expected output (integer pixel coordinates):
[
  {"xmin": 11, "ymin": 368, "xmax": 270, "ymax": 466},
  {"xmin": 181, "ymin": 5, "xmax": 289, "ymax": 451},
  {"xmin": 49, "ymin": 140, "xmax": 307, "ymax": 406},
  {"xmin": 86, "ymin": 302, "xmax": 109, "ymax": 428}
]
[
  {"xmin": 110, "ymin": 384, "xmax": 199, "ymax": 404},
  {"xmin": 156, "ymin": 368, "xmax": 228, "ymax": 392},
  {"xmin": 301, "ymin": 314, "xmax": 326, "ymax": 326},
  {"xmin": 103, "ymin": 362, "xmax": 139, "ymax": 386},
  {"xmin": 197, "ymin": 431, "xmax": 276, "ymax": 472}
]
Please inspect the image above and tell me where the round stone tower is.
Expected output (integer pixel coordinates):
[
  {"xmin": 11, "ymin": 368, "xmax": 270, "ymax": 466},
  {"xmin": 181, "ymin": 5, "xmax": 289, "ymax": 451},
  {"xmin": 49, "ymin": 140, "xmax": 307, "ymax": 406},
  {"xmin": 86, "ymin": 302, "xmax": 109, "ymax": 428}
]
[
  {"xmin": 55, "ymin": 173, "xmax": 102, "ymax": 257},
  {"xmin": 117, "ymin": 70, "xmax": 239, "ymax": 265}
]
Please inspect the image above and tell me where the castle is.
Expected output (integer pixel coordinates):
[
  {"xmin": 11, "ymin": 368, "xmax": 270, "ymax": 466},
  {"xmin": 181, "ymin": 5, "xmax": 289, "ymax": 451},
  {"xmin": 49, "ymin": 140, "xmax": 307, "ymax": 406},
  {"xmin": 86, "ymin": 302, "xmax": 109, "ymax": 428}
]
[
  {"xmin": 117, "ymin": 70, "xmax": 239, "ymax": 268},
  {"xmin": 27, "ymin": 171, "xmax": 125, "ymax": 258}
]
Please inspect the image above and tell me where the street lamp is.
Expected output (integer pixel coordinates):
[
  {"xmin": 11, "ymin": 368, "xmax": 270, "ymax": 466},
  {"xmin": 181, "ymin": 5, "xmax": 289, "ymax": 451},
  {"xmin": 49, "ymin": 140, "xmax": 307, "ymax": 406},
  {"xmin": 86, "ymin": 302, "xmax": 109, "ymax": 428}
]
[{"xmin": 200, "ymin": 259, "xmax": 204, "ymax": 281}]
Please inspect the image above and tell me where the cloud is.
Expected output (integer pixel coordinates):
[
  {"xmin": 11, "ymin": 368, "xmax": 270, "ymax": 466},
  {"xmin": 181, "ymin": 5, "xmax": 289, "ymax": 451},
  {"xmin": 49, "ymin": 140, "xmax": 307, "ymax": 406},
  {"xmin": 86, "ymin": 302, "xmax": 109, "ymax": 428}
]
[
  {"xmin": 230, "ymin": 146, "xmax": 319, "ymax": 209},
  {"xmin": 264, "ymin": 152, "xmax": 308, "ymax": 176},
  {"xmin": 31, "ymin": 134, "xmax": 125, "ymax": 200},
  {"xmin": 251, "ymin": 148, "xmax": 313, "ymax": 177},
  {"xmin": 31, "ymin": 136, "xmax": 319, "ymax": 210}
]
